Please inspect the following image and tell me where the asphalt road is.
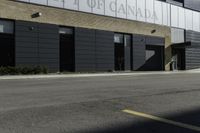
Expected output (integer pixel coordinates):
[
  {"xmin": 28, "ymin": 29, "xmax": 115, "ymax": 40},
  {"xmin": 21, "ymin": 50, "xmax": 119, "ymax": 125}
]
[{"xmin": 0, "ymin": 73, "xmax": 200, "ymax": 133}]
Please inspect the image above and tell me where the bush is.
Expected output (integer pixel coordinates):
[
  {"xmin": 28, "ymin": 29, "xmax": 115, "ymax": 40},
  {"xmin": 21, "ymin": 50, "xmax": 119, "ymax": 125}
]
[{"xmin": 0, "ymin": 66, "xmax": 48, "ymax": 75}]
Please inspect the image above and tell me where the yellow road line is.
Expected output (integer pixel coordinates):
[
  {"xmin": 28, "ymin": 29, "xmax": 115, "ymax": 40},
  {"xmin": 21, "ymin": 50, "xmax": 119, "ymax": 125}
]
[{"xmin": 123, "ymin": 109, "xmax": 200, "ymax": 132}]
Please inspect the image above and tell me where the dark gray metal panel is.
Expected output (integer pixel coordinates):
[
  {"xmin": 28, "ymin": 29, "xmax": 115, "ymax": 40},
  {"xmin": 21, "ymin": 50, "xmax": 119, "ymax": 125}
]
[
  {"xmin": 142, "ymin": 45, "xmax": 164, "ymax": 71},
  {"xmin": 166, "ymin": 0, "xmax": 183, "ymax": 6},
  {"xmin": 15, "ymin": 21, "xmax": 39, "ymax": 67},
  {"xmin": 38, "ymin": 23, "xmax": 59, "ymax": 72},
  {"xmin": 185, "ymin": 48, "xmax": 200, "ymax": 69},
  {"xmin": 125, "ymin": 45, "xmax": 131, "ymax": 70},
  {"xmin": 185, "ymin": 30, "xmax": 200, "ymax": 69},
  {"xmin": 186, "ymin": 30, "xmax": 200, "ymax": 45},
  {"xmin": 124, "ymin": 35, "xmax": 132, "ymax": 71},
  {"xmin": 145, "ymin": 36, "xmax": 165, "ymax": 46},
  {"xmin": 95, "ymin": 30, "xmax": 114, "ymax": 71},
  {"xmin": 132, "ymin": 35, "xmax": 146, "ymax": 70},
  {"xmin": 15, "ymin": 21, "xmax": 59, "ymax": 72},
  {"xmin": 75, "ymin": 27, "xmax": 96, "ymax": 72},
  {"xmin": 184, "ymin": 0, "xmax": 200, "ymax": 11}
]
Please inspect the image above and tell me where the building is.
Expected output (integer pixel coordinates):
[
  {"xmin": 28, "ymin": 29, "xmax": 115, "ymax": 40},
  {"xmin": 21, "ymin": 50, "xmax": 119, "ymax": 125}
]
[{"xmin": 0, "ymin": 0, "xmax": 200, "ymax": 72}]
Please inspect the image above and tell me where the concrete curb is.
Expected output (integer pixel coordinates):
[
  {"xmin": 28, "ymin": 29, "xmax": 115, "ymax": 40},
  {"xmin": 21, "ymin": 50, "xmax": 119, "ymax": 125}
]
[{"xmin": 0, "ymin": 70, "xmax": 200, "ymax": 80}]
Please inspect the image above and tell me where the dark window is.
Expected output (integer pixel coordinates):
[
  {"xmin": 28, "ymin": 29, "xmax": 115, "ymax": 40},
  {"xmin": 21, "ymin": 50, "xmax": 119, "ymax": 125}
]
[
  {"xmin": 59, "ymin": 27, "xmax": 73, "ymax": 35},
  {"xmin": 114, "ymin": 33, "xmax": 132, "ymax": 71},
  {"xmin": 0, "ymin": 20, "xmax": 15, "ymax": 67},
  {"xmin": 114, "ymin": 33, "xmax": 124, "ymax": 44},
  {"xmin": 0, "ymin": 20, "xmax": 14, "ymax": 34},
  {"xmin": 59, "ymin": 27, "xmax": 75, "ymax": 72}
]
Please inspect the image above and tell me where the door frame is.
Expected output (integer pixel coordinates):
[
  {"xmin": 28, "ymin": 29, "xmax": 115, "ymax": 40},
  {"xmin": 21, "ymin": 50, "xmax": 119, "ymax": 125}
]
[
  {"xmin": 172, "ymin": 47, "xmax": 186, "ymax": 70},
  {"xmin": 59, "ymin": 26, "xmax": 75, "ymax": 72},
  {"xmin": 114, "ymin": 33, "xmax": 132, "ymax": 71}
]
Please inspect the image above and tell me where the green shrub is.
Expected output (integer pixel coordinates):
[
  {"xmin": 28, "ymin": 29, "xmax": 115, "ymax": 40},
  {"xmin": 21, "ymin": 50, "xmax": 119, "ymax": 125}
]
[
  {"xmin": 0, "ymin": 66, "xmax": 48, "ymax": 75},
  {"xmin": 41, "ymin": 66, "xmax": 48, "ymax": 74}
]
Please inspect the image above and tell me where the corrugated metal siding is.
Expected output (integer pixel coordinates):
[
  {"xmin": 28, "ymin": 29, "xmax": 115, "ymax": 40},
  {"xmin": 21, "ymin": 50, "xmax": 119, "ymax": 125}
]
[
  {"xmin": 132, "ymin": 35, "xmax": 146, "ymax": 70},
  {"xmin": 186, "ymin": 30, "xmax": 200, "ymax": 44},
  {"xmin": 166, "ymin": 0, "xmax": 183, "ymax": 6},
  {"xmin": 125, "ymin": 44, "xmax": 131, "ymax": 70},
  {"xmin": 38, "ymin": 23, "xmax": 59, "ymax": 72},
  {"xmin": 95, "ymin": 30, "xmax": 114, "ymax": 71},
  {"xmin": 185, "ymin": 30, "xmax": 200, "ymax": 69},
  {"xmin": 15, "ymin": 21, "xmax": 39, "ymax": 66},
  {"xmin": 75, "ymin": 28, "xmax": 114, "ymax": 72},
  {"xmin": 184, "ymin": 0, "xmax": 200, "ymax": 11},
  {"xmin": 15, "ymin": 21, "xmax": 59, "ymax": 72},
  {"xmin": 132, "ymin": 35, "xmax": 165, "ymax": 70},
  {"xmin": 186, "ymin": 48, "xmax": 200, "ymax": 69},
  {"xmin": 75, "ymin": 28, "xmax": 96, "ymax": 72}
]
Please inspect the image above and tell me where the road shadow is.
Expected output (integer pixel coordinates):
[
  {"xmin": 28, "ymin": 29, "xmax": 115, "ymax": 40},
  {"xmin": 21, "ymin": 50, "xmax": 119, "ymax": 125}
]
[{"xmin": 79, "ymin": 108, "xmax": 200, "ymax": 133}]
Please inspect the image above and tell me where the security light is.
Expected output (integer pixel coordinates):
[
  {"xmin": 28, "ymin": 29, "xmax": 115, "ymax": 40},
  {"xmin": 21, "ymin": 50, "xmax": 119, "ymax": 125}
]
[
  {"xmin": 29, "ymin": 26, "xmax": 34, "ymax": 31},
  {"xmin": 31, "ymin": 12, "xmax": 42, "ymax": 18},
  {"xmin": 151, "ymin": 29, "xmax": 156, "ymax": 34}
]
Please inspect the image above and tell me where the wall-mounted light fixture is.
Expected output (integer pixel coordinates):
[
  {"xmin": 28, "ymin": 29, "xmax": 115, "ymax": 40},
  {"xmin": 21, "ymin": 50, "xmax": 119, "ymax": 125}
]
[
  {"xmin": 31, "ymin": 12, "xmax": 42, "ymax": 18},
  {"xmin": 29, "ymin": 26, "xmax": 34, "ymax": 31},
  {"xmin": 151, "ymin": 29, "xmax": 156, "ymax": 34}
]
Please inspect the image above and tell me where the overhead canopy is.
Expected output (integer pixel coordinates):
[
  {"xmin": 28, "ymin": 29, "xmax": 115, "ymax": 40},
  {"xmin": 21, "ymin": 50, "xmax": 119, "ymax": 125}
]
[{"xmin": 171, "ymin": 42, "xmax": 191, "ymax": 48}]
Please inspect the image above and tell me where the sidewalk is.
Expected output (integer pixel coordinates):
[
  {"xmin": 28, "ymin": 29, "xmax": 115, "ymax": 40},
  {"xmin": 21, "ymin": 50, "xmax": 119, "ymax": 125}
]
[
  {"xmin": 187, "ymin": 68, "xmax": 200, "ymax": 72},
  {"xmin": 0, "ymin": 70, "xmax": 200, "ymax": 80}
]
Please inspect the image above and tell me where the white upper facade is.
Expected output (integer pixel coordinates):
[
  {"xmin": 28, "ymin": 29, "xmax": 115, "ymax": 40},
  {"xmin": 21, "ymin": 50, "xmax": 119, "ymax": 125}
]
[{"xmin": 18, "ymin": 0, "xmax": 199, "ymax": 32}]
